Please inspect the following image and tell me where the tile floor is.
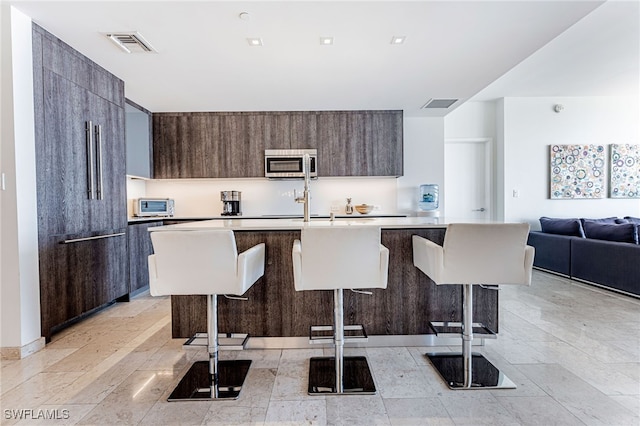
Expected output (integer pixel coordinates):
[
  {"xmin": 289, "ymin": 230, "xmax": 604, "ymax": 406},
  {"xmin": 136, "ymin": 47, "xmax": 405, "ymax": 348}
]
[{"xmin": 1, "ymin": 270, "xmax": 639, "ymax": 425}]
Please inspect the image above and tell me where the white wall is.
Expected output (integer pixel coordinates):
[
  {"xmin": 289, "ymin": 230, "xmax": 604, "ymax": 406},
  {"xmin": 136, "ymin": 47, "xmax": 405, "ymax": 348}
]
[
  {"xmin": 502, "ymin": 97, "xmax": 640, "ymax": 229},
  {"xmin": 444, "ymin": 101, "xmax": 498, "ymax": 219},
  {"xmin": 140, "ymin": 177, "xmax": 398, "ymax": 218},
  {"xmin": 397, "ymin": 117, "xmax": 445, "ymax": 215},
  {"xmin": 445, "ymin": 98, "xmax": 640, "ymax": 228},
  {"xmin": 445, "ymin": 102, "xmax": 496, "ymax": 140},
  {"xmin": 0, "ymin": 6, "xmax": 42, "ymax": 352}
]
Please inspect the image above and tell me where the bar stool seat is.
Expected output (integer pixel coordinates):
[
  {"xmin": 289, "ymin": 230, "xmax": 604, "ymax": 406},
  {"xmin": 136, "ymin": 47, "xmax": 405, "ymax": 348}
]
[
  {"xmin": 149, "ymin": 229, "xmax": 265, "ymax": 400},
  {"xmin": 292, "ymin": 226, "xmax": 389, "ymax": 395},
  {"xmin": 412, "ymin": 223, "xmax": 534, "ymax": 390}
]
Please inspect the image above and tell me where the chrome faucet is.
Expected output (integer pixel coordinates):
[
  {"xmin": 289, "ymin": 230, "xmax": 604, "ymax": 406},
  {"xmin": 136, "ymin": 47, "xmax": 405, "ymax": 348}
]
[{"xmin": 294, "ymin": 153, "xmax": 311, "ymax": 222}]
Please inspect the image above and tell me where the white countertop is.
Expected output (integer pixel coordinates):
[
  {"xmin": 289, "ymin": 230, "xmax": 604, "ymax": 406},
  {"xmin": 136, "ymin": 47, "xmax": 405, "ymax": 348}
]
[{"xmin": 149, "ymin": 216, "xmax": 450, "ymax": 231}]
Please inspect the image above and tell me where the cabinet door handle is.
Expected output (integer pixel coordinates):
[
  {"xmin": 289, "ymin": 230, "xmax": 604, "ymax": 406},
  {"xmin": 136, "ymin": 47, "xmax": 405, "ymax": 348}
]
[
  {"xmin": 85, "ymin": 120, "xmax": 95, "ymax": 199},
  {"xmin": 60, "ymin": 232, "xmax": 125, "ymax": 244},
  {"xmin": 95, "ymin": 124, "xmax": 104, "ymax": 200}
]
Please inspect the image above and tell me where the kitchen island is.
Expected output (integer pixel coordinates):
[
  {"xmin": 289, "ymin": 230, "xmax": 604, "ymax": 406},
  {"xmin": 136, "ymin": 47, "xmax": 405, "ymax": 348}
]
[{"xmin": 150, "ymin": 217, "xmax": 499, "ymax": 346}]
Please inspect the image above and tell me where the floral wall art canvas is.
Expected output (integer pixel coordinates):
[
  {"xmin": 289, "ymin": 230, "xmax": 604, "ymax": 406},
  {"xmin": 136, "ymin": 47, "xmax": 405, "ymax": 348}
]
[
  {"xmin": 550, "ymin": 144, "xmax": 606, "ymax": 199},
  {"xmin": 610, "ymin": 144, "xmax": 640, "ymax": 198}
]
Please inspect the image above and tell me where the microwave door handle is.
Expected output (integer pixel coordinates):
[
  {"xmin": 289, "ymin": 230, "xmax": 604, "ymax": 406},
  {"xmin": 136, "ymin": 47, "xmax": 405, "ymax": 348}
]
[{"xmin": 85, "ymin": 121, "xmax": 95, "ymax": 199}]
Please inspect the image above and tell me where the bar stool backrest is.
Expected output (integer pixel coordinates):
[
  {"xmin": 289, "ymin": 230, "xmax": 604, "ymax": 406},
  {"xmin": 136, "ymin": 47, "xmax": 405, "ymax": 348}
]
[
  {"xmin": 149, "ymin": 230, "xmax": 240, "ymax": 296},
  {"xmin": 441, "ymin": 223, "xmax": 532, "ymax": 285},
  {"xmin": 293, "ymin": 226, "xmax": 388, "ymax": 291}
]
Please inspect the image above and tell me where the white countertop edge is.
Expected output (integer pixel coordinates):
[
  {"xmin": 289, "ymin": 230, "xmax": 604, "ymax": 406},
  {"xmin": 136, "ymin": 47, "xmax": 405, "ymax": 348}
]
[{"xmin": 148, "ymin": 217, "xmax": 456, "ymax": 231}]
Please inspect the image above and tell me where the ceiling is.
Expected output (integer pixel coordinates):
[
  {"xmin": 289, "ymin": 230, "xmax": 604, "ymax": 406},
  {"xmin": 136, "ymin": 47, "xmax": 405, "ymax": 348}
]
[{"xmin": 8, "ymin": 1, "xmax": 639, "ymax": 116}]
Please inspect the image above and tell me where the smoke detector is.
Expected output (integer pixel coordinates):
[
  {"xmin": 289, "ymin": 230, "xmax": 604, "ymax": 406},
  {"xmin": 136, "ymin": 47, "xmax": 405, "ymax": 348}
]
[
  {"xmin": 105, "ymin": 32, "xmax": 156, "ymax": 53},
  {"xmin": 421, "ymin": 99, "xmax": 458, "ymax": 109}
]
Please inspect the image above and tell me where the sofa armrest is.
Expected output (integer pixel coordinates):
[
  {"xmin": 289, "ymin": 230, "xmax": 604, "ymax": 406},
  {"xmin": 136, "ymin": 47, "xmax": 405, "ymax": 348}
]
[{"xmin": 527, "ymin": 231, "xmax": 573, "ymax": 276}]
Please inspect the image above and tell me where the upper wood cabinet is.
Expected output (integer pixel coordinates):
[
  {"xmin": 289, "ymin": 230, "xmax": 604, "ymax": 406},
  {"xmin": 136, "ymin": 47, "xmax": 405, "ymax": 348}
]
[{"xmin": 153, "ymin": 110, "xmax": 403, "ymax": 178}]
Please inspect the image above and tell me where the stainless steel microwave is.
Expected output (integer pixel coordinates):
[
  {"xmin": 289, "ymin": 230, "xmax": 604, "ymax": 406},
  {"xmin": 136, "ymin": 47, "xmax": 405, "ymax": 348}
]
[
  {"xmin": 264, "ymin": 149, "xmax": 317, "ymax": 179},
  {"xmin": 134, "ymin": 198, "xmax": 175, "ymax": 217}
]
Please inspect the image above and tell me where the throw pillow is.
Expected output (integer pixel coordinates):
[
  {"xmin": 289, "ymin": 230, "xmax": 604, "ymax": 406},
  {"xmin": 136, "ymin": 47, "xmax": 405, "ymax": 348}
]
[
  {"xmin": 582, "ymin": 220, "xmax": 639, "ymax": 244},
  {"xmin": 539, "ymin": 217, "xmax": 585, "ymax": 237}
]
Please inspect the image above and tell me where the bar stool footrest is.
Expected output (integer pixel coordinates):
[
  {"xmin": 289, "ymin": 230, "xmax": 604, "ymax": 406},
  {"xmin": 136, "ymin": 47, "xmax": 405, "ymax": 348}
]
[
  {"xmin": 167, "ymin": 359, "xmax": 252, "ymax": 401},
  {"xmin": 428, "ymin": 321, "xmax": 497, "ymax": 339},
  {"xmin": 309, "ymin": 324, "xmax": 368, "ymax": 344},
  {"xmin": 183, "ymin": 333, "xmax": 250, "ymax": 350},
  {"xmin": 308, "ymin": 356, "xmax": 376, "ymax": 395}
]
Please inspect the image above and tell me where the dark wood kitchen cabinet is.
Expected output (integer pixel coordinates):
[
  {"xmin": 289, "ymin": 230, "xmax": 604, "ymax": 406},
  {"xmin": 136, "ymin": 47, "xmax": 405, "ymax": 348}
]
[
  {"xmin": 128, "ymin": 221, "xmax": 163, "ymax": 294},
  {"xmin": 153, "ymin": 110, "xmax": 403, "ymax": 178},
  {"xmin": 33, "ymin": 24, "xmax": 128, "ymax": 340}
]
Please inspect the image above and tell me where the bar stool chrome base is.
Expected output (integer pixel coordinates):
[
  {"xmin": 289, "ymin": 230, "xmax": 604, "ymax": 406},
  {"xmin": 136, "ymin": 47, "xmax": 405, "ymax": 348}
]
[
  {"xmin": 168, "ymin": 359, "xmax": 252, "ymax": 401},
  {"xmin": 427, "ymin": 353, "xmax": 516, "ymax": 390},
  {"xmin": 307, "ymin": 289, "xmax": 377, "ymax": 396},
  {"xmin": 427, "ymin": 284, "xmax": 515, "ymax": 390},
  {"xmin": 167, "ymin": 294, "xmax": 253, "ymax": 401},
  {"xmin": 308, "ymin": 356, "xmax": 376, "ymax": 395}
]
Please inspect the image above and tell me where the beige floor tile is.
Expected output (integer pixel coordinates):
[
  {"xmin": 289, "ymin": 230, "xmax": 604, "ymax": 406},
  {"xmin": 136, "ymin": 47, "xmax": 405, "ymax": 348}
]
[{"xmin": 1, "ymin": 272, "xmax": 638, "ymax": 425}]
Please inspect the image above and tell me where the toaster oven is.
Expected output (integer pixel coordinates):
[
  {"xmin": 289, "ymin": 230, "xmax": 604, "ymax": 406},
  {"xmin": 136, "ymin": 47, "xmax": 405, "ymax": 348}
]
[{"xmin": 134, "ymin": 198, "xmax": 175, "ymax": 217}]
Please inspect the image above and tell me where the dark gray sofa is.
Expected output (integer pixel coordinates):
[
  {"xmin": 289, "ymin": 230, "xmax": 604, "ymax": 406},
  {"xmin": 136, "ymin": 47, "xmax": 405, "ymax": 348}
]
[{"xmin": 527, "ymin": 217, "xmax": 640, "ymax": 298}]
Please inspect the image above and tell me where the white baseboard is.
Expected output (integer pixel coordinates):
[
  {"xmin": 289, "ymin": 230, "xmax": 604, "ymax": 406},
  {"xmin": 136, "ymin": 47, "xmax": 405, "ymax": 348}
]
[{"xmin": 1, "ymin": 337, "xmax": 46, "ymax": 360}]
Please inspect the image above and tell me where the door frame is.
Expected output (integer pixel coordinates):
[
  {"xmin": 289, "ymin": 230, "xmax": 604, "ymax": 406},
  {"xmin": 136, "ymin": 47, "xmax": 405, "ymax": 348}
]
[{"xmin": 444, "ymin": 138, "xmax": 494, "ymax": 221}]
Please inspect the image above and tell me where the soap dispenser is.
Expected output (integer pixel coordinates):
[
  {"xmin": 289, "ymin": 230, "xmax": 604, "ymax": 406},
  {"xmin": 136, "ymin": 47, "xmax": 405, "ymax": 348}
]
[{"xmin": 345, "ymin": 198, "xmax": 354, "ymax": 215}]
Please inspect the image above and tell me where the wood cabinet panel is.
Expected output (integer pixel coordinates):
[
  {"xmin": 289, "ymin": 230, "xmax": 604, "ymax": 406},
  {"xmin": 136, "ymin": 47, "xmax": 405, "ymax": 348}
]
[
  {"xmin": 37, "ymin": 25, "xmax": 123, "ymax": 106},
  {"xmin": 128, "ymin": 221, "xmax": 163, "ymax": 293},
  {"xmin": 33, "ymin": 24, "xmax": 128, "ymax": 341},
  {"xmin": 153, "ymin": 110, "xmax": 402, "ymax": 178},
  {"xmin": 371, "ymin": 111, "xmax": 403, "ymax": 176},
  {"xmin": 169, "ymin": 228, "xmax": 498, "ymax": 338},
  {"xmin": 88, "ymin": 91, "xmax": 127, "ymax": 231},
  {"xmin": 290, "ymin": 112, "xmax": 318, "ymax": 151},
  {"xmin": 39, "ymin": 232, "xmax": 128, "ymax": 340},
  {"xmin": 39, "ymin": 70, "xmax": 92, "ymax": 235},
  {"xmin": 316, "ymin": 112, "xmax": 347, "ymax": 176}
]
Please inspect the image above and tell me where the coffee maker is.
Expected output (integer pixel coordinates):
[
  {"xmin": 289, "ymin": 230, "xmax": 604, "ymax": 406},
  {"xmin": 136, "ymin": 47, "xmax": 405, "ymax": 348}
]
[{"xmin": 221, "ymin": 191, "xmax": 241, "ymax": 216}]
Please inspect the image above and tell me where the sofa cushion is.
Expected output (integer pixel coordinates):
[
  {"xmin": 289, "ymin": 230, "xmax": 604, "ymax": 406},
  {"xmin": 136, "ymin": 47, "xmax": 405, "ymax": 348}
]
[
  {"xmin": 582, "ymin": 220, "xmax": 639, "ymax": 244},
  {"xmin": 624, "ymin": 216, "xmax": 640, "ymax": 224},
  {"xmin": 582, "ymin": 217, "xmax": 618, "ymax": 225},
  {"xmin": 539, "ymin": 217, "xmax": 585, "ymax": 237}
]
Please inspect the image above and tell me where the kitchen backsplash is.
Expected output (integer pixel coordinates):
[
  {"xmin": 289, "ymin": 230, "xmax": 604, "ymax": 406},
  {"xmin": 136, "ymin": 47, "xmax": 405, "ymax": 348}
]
[{"xmin": 128, "ymin": 177, "xmax": 399, "ymax": 218}]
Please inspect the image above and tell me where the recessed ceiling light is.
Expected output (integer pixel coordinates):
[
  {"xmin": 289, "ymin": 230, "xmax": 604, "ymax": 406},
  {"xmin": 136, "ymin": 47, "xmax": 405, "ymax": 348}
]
[
  {"xmin": 320, "ymin": 37, "xmax": 334, "ymax": 46},
  {"xmin": 390, "ymin": 36, "xmax": 406, "ymax": 45},
  {"xmin": 247, "ymin": 38, "xmax": 263, "ymax": 46}
]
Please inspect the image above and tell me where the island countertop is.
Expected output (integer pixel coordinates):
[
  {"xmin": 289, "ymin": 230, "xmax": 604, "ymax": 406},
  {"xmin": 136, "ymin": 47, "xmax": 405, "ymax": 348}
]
[{"xmin": 149, "ymin": 216, "xmax": 451, "ymax": 232}]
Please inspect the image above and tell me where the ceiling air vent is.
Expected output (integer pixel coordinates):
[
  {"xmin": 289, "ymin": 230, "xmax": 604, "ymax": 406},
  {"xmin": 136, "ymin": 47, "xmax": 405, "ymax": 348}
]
[
  {"xmin": 106, "ymin": 32, "xmax": 156, "ymax": 53},
  {"xmin": 421, "ymin": 99, "xmax": 458, "ymax": 109}
]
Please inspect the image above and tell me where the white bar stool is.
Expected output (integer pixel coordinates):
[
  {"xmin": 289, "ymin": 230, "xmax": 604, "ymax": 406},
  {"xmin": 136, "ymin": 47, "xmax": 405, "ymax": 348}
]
[
  {"xmin": 412, "ymin": 223, "xmax": 534, "ymax": 390},
  {"xmin": 148, "ymin": 230, "xmax": 265, "ymax": 400},
  {"xmin": 292, "ymin": 226, "xmax": 389, "ymax": 395}
]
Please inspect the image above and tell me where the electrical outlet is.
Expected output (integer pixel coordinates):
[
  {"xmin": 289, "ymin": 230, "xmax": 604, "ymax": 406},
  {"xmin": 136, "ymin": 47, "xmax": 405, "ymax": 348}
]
[{"xmin": 513, "ymin": 189, "xmax": 519, "ymax": 198}]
